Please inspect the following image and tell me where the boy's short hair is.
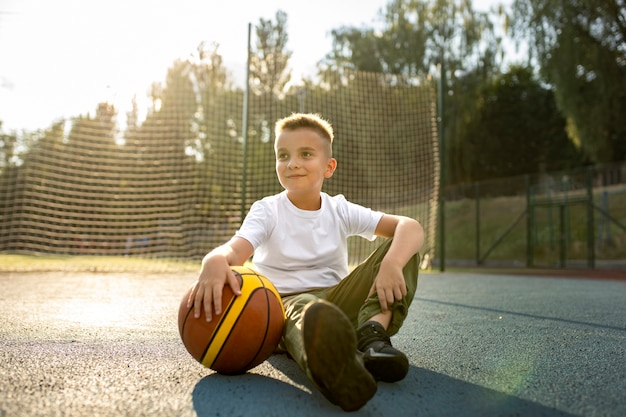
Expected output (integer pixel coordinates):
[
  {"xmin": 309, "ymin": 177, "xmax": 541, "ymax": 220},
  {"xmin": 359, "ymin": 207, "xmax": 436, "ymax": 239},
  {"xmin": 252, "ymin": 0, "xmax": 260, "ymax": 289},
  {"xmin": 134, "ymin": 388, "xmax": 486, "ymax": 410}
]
[{"xmin": 275, "ymin": 113, "xmax": 334, "ymax": 156}]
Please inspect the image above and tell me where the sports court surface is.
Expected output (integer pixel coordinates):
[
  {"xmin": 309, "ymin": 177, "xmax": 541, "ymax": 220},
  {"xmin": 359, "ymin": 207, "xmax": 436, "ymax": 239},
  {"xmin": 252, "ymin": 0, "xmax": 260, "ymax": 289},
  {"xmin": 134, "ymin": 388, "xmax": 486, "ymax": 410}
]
[{"xmin": 1, "ymin": 269, "xmax": 624, "ymax": 416}]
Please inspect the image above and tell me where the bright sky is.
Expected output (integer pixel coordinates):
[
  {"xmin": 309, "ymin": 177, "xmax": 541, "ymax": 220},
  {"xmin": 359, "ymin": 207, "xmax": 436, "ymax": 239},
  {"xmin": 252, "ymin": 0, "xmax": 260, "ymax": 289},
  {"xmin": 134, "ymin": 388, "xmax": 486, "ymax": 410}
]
[{"xmin": 0, "ymin": 0, "xmax": 503, "ymax": 132}]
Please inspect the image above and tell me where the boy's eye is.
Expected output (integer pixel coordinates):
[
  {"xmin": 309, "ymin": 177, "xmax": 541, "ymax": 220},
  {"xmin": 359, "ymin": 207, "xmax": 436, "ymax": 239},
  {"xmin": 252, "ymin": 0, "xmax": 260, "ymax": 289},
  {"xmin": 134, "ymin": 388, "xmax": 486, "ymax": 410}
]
[
  {"xmin": 302, "ymin": 152, "xmax": 311, "ymax": 158},
  {"xmin": 277, "ymin": 153, "xmax": 288, "ymax": 160}
]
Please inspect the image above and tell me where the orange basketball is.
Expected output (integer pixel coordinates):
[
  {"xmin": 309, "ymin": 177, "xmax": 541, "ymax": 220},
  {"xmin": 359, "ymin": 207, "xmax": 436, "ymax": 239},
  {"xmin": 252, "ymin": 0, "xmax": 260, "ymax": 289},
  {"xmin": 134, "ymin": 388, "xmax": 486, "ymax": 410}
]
[{"xmin": 178, "ymin": 266, "xmax": 285, "ymax": 375}]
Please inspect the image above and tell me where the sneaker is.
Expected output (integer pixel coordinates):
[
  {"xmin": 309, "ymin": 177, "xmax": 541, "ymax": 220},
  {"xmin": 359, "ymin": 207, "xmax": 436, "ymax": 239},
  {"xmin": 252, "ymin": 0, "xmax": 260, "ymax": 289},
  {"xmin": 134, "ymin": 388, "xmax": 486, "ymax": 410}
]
[
  {"xmin": 357, "ymin": 321, "xmax": 409, "ymax": 382},
  {"xmin": 302, "ymin": 300, "xmax": 377, "ymax": 412}
]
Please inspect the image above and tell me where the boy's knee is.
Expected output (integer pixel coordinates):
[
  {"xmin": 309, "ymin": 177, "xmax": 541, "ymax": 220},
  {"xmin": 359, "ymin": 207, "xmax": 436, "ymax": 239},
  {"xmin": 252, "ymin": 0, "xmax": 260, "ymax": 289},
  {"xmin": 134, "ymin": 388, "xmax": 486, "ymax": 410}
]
[{"xmin": 283, "ymin": 293, "xmax": 320, "ymax": 314}]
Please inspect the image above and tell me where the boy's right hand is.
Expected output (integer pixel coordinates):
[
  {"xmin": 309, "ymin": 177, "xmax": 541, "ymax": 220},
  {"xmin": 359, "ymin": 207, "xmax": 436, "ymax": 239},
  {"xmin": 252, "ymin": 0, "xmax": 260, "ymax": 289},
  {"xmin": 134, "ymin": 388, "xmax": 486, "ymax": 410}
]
[{"xmin": 188, "ymin": 255, "xmax": 242, "ymax": 322}]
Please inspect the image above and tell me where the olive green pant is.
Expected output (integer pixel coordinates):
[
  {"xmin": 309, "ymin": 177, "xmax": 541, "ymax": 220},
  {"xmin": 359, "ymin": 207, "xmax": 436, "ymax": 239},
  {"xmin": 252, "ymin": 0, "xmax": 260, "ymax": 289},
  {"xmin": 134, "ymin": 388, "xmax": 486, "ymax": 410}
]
[{"xmin": 279, "ymin": 238, "xmax": 420, "ymax": 377}]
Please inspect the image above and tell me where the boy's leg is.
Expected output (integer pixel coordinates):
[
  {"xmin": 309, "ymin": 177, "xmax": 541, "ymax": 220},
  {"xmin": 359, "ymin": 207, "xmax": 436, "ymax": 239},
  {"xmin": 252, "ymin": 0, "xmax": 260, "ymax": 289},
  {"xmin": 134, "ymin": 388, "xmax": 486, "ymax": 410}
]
[
  {"xmin": 322, "ymin": 238, "xmax": 420, "ymax": 382},
  {"xmin": 279, "ymin": 292, "xmax": 319, "ymax": 368},
  {"xmin": 323, "ymin": 238, "xmax": 420, "ymax": 335},
  {"xmin": 281, "ymin": 293, "xmax": 376, "ymax": 411}
]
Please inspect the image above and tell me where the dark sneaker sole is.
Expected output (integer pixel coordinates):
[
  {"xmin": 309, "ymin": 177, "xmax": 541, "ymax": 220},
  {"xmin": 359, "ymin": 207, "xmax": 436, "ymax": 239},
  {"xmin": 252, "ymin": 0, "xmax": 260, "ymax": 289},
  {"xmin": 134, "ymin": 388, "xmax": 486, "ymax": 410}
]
[
  {"xmin": 303, "ymin": 300, "xmax": 377, "ymax": 412},
  {"xmin": 362, "ymin": 347, "xmax": 409, "ymax": 382}
]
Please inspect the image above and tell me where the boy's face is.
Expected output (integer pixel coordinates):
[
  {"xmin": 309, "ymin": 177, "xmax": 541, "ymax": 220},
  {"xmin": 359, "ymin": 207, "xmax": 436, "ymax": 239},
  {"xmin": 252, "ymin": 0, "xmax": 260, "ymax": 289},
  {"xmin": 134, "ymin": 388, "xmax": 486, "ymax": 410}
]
[{"xmin": 274, "ymin": 128, "xmax": 337, "ymax": 200}]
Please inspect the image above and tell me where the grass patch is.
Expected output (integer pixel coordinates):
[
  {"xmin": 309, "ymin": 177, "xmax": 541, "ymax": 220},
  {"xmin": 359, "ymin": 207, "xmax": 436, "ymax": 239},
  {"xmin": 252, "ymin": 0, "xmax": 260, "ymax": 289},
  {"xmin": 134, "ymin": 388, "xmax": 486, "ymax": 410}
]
[
  {"xmin": 0, "ymin": 254, "xmax": 199, "ymax": 273},
  {"xmin": 445, "ymin": 195, "xmax": 528, "ymax": 263}
]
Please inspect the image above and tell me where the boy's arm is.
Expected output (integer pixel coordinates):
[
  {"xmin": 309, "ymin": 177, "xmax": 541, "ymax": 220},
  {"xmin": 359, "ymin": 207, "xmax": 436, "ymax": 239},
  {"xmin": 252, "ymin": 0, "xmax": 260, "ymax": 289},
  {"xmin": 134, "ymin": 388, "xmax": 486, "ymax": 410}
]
[
  {"xmin": 371, "ymin": 214, "xmax": 424, "ymax": 311},
  {"xmin": 188, "ymin": 236, "xmax": 254, "ymax": 322}
]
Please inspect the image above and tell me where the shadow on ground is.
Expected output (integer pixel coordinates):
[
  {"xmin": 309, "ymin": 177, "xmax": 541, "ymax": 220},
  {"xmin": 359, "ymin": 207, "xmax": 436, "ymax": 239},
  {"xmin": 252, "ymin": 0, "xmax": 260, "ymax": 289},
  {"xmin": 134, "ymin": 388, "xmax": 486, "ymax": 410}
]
[{"xmin": 192, "ymin": 355, "xmax": 577, "ymax": 416}]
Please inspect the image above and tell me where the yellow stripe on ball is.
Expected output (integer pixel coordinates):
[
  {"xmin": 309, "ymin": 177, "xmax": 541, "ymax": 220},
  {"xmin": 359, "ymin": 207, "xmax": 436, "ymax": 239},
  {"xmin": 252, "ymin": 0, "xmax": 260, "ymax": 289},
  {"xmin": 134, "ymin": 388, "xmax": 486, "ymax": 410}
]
[{"xmin": 200, "ymin": 270, "xmax": 264, "ymax": 368}]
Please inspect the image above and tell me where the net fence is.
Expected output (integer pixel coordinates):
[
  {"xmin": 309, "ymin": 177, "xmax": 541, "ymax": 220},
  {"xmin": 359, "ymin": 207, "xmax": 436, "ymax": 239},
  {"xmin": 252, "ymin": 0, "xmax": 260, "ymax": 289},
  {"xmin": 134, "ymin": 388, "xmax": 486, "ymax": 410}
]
[{"xmin": 0, "ymin": 68, "xmax": 439, "ymax": 271}]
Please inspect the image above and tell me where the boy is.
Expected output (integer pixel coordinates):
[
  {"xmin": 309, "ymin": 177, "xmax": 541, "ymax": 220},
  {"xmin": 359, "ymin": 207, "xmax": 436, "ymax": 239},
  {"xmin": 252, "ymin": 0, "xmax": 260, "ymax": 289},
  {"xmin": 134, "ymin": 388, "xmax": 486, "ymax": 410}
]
[{"xmin": 190, "ymin": 113, "xmax": 424, "ymax": 411}]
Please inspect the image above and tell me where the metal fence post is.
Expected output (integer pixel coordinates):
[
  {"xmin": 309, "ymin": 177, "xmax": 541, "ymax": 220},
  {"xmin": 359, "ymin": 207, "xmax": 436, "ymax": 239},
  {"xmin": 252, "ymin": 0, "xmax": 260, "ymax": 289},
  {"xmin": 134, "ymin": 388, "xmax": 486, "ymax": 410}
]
[
  {"xmin": 559, "ymin": 203, "xmax": 566, "ymax": 268},
  {"xmin": 241, "ymin": 23, "xmax": 251, "ymax": 223},
  {"xmin": 437, "ymin": 58, "xmax": 446, "ymax": 272},
  {"xmin": 526, "ymin": 174, "xmax": 533, "ymax": 267},
  {"xmin": 586, "ymin": 166, "xmax": 595, "ymax": 269},
  {"xmin": 475, "ymin": 181, "xmax": 481, "ymax": 265}
]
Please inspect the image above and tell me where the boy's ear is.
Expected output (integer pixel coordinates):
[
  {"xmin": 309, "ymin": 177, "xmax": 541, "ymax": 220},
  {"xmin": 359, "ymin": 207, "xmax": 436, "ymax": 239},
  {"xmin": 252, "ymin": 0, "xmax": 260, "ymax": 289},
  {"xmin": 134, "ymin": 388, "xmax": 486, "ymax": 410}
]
[{"xmin": 325, "ymin": 158, "xmax": 337, "ymax": 178}]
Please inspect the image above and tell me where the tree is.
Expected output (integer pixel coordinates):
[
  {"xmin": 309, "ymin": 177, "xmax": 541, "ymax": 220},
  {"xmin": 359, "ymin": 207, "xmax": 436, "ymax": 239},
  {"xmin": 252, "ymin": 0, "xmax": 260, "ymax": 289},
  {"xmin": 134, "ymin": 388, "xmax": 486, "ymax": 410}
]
[
  {"xmin": 511, "ymin": 0, "xmax": 626, "ymax": 163},
  {"xmin": 323, "ymin": 26, "xmax": 386, "ymax": 74},
  {"xmin": 324, "ymin": 0, "xmax": 502, "ymax": 79},
  {"xmin": 249, "ymin": 10, "xmax": 292, "ymax": 98},
  {"xmin": 462, "ymin": 65, "xmax": 586, "ymax": 181},
  {"xmin": 136, "ymin": 42, "xmax": 235, "ymax": 166},
  {"xmin": 321, "ymin": 0, "xmax": 506, "ymax": 183}
]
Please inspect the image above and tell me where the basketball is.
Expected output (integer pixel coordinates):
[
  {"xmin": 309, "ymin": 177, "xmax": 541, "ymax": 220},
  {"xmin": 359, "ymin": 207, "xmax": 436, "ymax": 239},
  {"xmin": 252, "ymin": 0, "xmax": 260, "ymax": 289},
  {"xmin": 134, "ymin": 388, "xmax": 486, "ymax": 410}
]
[{"xmin": 178, "ymin": 266, "xmax": 285, "ymax": 375}]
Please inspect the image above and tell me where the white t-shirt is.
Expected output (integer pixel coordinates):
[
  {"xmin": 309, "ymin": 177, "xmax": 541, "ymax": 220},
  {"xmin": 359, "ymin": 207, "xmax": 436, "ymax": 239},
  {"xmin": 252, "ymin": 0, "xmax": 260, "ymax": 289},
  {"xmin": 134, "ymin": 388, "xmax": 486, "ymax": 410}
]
[{"xmin": 235, "ymin": 191, "xmax": 384, "ymax": 294}]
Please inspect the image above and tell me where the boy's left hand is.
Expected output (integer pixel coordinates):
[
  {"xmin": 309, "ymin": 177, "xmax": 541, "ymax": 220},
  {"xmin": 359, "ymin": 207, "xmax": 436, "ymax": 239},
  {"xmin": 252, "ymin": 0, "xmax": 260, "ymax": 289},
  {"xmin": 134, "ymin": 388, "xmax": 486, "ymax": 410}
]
[{"xmin": 368, "ymin": 261, "xmax": 407, "ymax": 311}]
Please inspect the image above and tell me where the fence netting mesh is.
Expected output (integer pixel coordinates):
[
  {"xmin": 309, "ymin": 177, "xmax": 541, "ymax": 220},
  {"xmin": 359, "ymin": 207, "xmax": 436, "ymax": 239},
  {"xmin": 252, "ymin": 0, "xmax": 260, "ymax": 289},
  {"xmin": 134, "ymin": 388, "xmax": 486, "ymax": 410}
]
[{"xmin": 0, "ymin": 69, "xmax": 439, "ymax": 270}]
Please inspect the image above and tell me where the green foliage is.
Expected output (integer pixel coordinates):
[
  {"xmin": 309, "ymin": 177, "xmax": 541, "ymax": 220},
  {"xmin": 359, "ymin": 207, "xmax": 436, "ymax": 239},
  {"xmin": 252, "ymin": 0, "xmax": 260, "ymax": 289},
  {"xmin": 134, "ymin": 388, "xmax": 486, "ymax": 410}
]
[
  {"xmin": 461, "ymin": 65, "xmax": 586, "ymax": 181},
  {"xmin": 511, "ymin": 0, "xmax": 626, "ymax": 164},
  {"xmin": 324, "ymin": 0, "xmax": 501, "ymax": 80}
]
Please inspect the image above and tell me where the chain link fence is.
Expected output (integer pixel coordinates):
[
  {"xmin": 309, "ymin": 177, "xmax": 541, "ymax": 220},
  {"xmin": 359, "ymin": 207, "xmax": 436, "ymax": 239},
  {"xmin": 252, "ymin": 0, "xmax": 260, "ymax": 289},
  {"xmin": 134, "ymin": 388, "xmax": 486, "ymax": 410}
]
[{"xmin": 440, "ymin": 162, "xmax": 626, "ymax": 270}]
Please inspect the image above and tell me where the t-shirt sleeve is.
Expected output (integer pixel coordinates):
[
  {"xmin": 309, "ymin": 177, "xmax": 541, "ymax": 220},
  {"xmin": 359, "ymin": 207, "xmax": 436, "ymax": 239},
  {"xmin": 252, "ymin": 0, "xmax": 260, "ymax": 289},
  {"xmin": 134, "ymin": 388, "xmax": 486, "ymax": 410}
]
[
  {"xmin": 338, "ymin": 196, "xmax": 384, "ymax": 241},
  {"xmin": 234, "ymin": 200, "xmax": 274, "ymax": 250}
]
